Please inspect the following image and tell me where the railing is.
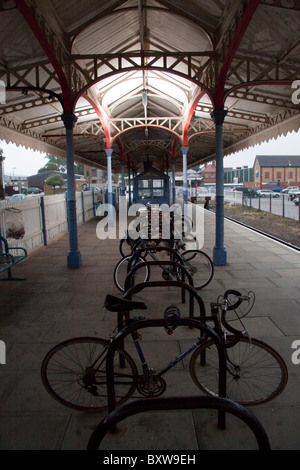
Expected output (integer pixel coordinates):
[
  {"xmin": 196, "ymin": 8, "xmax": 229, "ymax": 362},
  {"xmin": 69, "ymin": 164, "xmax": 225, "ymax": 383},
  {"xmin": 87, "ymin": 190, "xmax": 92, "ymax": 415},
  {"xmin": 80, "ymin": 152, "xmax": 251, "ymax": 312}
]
[
  {"xmin": 0, "ymin": 189, "xmax": 104, "ymax": 251},
  {"xmin": 177, "ymin": 186, "xmax": 300, "ymax": 221},
  {"xmin": 224, "ymin": 190, "xmax": 300, "ymax": 221}
]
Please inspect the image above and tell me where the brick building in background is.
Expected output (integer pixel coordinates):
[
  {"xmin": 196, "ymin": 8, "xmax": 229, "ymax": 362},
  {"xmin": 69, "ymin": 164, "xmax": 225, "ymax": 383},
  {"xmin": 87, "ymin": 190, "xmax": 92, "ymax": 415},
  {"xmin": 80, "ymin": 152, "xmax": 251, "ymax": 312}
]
[
  {"xmin": 254, "ymin": 155, "xmax": 300, "ymax": 188},
  {"xmin": 200, "ymin": 162, "xmax": 216, "ymax": 183}
]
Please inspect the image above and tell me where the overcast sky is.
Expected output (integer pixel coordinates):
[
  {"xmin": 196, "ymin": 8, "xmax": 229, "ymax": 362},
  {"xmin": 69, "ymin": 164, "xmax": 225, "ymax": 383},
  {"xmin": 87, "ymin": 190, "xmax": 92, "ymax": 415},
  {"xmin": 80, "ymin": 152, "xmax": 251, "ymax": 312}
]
[{"xmin": 1, "ymin": 128, "xmax": 300, "ymax": 176}]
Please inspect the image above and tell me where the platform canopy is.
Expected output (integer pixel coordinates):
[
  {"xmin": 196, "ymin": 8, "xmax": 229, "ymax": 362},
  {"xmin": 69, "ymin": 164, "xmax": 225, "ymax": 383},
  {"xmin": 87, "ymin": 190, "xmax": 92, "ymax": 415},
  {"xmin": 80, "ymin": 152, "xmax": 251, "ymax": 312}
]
[{"xmin": 0, "ymin": 0, "xmax": 300, "ymax": 173}]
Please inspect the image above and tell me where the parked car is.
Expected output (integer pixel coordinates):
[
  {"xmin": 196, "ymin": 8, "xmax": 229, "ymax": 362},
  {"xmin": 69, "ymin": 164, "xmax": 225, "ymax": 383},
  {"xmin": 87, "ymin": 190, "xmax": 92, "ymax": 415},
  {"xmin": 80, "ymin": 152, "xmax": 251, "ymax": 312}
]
[
  {"xmin": 281, "ymin": 186, "xmax": 299, "ymax": 194},
  {"xmin": 271, "ymin": 187, "xmax": 284, "ymax": 192},
  {"xmin": 27, "ymin": 187, "xmax": 42, "ymax": 194},
  {"xmin": 9, "ymin": 194, "xmax": 27, "ymax": 200},
  {"xmin": 233, "ymin": 187, "xmax": 259, "ymax": 198},
  {"xmin": 293, "ymin": 197, "xmax": 299, "ymax": 206},
  {"xmin": 21, "ymin": 187, "xmax": 42, "ymax": 194},
  {"xmin": 256, "ymin": 189, "xmax": 280, "ymax": 198}
]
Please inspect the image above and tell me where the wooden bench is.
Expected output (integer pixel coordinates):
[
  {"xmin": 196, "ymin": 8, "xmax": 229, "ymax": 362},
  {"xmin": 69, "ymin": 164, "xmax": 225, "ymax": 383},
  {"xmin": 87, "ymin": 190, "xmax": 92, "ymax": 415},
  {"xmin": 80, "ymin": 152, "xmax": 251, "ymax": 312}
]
[{"xmin": 0, "ymin": 235, "xmax": 28, "ymax": 281}]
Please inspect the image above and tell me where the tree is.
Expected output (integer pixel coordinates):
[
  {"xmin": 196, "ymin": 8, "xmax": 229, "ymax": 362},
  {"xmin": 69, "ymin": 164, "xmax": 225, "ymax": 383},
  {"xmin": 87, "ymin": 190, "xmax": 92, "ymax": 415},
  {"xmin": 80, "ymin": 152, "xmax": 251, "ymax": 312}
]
[
  {"xmin": 38, "ymin": 155, "xmax": 84, "ymax": 175},
  {"xmin": 45, "ymin": 173, "xmax": 65, "ymax": 194}
]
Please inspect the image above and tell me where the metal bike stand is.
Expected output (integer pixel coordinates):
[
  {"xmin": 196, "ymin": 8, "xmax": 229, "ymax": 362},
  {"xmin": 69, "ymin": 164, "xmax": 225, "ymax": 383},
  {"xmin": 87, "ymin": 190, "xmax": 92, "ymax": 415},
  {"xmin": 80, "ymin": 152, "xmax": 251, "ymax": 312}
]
[
  {"xmin": 123, "ymin": 279, "xmax": 206, "ymax": 321},
  {"xmin": 128, "ymin": 245, "xmax": 187, "ymax": 302},
  {"xmin": 123, "ymin": 260, "xmax": 195, "ymax": 311},
  {"xmin": 87, "ymin": 395, "xmax": 271, "ymax": 450}
]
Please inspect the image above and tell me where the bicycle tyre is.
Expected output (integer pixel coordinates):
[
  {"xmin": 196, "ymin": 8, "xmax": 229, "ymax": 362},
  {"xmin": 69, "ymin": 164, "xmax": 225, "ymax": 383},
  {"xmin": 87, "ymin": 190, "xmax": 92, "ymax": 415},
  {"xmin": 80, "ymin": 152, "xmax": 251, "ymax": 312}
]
[
  {"xmin": 41, "ymin": 337, "xmax": 138, "ymax": 411},
  {"xmin": 180, "ymin": 250, "xmax": 214, "ymax": 289},
  {"xmin": 114, "ymin": 255, "xmax": 150, "ymax": 292},
  {"xmin": 189, "ymin": 336, "xmax": 288, "ymax": 406}
]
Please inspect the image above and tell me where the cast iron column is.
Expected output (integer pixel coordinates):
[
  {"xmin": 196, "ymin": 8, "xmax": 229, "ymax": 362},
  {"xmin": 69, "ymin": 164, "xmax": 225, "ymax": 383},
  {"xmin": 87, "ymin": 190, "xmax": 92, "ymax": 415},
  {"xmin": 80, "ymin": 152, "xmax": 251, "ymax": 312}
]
[
  {"xmin": 105, "ymin": 148, "xmax": 113, "ymax": 205},
  {"xmin": 61, "ymin": 113, "xmax": 82, "ymax": 268},
  {"xmin": 105, "ymin": 148, "xmax": 114, "ymax": 227},
  {"xmin": 120, "ymin": 160, "xmax": 125, "ymax": 196},
  {"xmin": 128, "ymin": 166, "xmax": 132, "ymax": 206},
  {"xmin": 211, "ymin": 109, "xmax": 227, "ymax": 266},
  {"xmin": 181, "ymin": 146, "xmax": 189, "ymax": 207},
  {"xmin": 171, "ymin": 158, "xmax": 176, "ymax": 204}
]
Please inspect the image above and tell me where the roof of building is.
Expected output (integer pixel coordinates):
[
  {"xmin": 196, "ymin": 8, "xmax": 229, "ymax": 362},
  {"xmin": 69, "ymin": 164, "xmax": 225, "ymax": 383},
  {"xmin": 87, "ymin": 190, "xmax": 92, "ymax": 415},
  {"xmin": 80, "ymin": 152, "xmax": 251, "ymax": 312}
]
[
  {"xmin": 255, "ymin": 156, "xmax": 300, "ymax": 167},
  {"xmin": 0, "ymin": 2, "xmax": 300, "ymax": 172},
  {"xmin": 201, "ymin": 164, "xmax": 216, "ymax": 173}
]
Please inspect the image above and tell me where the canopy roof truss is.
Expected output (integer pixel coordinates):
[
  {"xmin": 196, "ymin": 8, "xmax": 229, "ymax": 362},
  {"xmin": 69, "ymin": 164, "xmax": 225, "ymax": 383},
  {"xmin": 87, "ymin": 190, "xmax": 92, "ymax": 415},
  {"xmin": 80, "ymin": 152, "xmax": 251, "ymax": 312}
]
[{"xmin": 0, "ymin": 0, "xmax": 299, "ymax": 173}]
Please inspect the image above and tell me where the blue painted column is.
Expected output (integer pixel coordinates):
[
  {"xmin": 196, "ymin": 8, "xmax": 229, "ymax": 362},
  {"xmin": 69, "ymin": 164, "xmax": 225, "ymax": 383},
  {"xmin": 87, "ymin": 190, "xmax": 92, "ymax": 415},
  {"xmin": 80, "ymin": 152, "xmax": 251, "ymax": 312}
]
[
  {"xmin": 40, "ymin": 196, "xmax": 47, "ymax": 246},
  {"xmin": 105, "ymin": 148, "xmax": 114, "ymax": 227},
  {"xmin": 105, "ymin": 148, "xmax": 113, "ymax": 206},
  {"xmin": 61, "ymin": 113, "xmax": 82, "ymax": 268},
  {"xmin": 211, "ymin": 109, "xmax": 227, "ymax": 266},
  {"xmin": 132, "ymin": 168, "xmax": 136, "ymax": 203},
  {"xmin": 120, "ymin": 160, "xmax": 125, "ymax": 196},
  {"xmin": 181, "ymin": 147, "xmax": 189, "ymax": 207},
  {"xmin": 128, "ymin": 166, "xmax": 132, "ymax": 206},
  {"xmin": 171, "ymin": 158, "xmax": 176, "ymax": 204}
]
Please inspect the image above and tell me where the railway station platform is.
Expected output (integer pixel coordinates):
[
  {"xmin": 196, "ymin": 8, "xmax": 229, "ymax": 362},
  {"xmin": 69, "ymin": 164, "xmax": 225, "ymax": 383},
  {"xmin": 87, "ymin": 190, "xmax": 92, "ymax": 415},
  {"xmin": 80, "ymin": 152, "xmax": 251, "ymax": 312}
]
[{"xmin": 0, "ymin": 208, "xmax": 299, "ymax": 451}]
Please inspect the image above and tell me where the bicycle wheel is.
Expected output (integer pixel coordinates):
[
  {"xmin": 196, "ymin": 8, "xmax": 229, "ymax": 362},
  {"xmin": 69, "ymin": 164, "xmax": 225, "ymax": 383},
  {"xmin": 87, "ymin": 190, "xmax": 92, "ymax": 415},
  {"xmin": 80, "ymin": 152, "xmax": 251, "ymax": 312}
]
[
  {"xmin": 180, "ymin": 250, "xmax": 214, "ymax": 289},
  {"xmin": 114, "ymin": 255, "xmax": 150, "ymax": 292},
  {"xmin": 189, "ymin": 336, "xmax": 288, "ymax": 406},
  {"xmin": 41, "ymin": 337, "xmax": 138, "ymax": 411}
]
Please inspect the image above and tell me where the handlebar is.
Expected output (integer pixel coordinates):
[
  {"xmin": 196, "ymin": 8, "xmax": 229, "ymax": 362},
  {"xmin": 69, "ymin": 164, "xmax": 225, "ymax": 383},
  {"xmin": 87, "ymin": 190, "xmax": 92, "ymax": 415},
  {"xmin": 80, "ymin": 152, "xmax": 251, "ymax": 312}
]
[{"xmin": 210, "ymin": 289, "xmax": 255, "ymax": 338}]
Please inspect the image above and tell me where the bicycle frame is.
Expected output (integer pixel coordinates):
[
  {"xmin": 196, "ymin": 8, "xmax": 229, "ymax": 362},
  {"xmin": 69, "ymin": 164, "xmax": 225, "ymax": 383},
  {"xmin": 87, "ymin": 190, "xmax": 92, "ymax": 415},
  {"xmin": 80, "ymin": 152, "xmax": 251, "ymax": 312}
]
[
  {"xmin": 116, "ymin": 288, "xmax": 250, "ymax": 397},
  {"xmin": 105, "ymin": 316, "xmax": 227, "ymax": 428}
]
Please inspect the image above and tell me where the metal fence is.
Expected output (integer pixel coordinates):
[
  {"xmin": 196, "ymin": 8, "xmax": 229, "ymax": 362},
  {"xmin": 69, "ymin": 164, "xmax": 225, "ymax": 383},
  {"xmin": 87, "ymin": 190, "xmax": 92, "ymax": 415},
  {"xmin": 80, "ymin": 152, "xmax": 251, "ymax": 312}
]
[
  {"xmin": 0, "ymin": 189, "xmax": 103, "ymax": 252},
  {"xmin": 165, "ymin": 186, "xmax": 300, "ymax": 221},
  {"xmin": 223, "ymin": 190, "xmax": 300, "ymax": 221}
]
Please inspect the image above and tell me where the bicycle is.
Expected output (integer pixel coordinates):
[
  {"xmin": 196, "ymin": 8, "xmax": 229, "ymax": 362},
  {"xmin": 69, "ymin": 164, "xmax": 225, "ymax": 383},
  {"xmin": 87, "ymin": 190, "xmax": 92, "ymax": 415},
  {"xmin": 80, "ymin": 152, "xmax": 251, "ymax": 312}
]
[
  {"xmin": 118, "ymin": 203, "xmax": 195, "ymax": 258},
  {"xmin": 41, "ymin": 284, "xmax": 288, "ymax": 412},
  {"xmin": 114, "ymin": 241, "xmax": 214, "ymax": 292},
  {"xmin": 40, "ymin": 282, "xmax": 214, "ymax": 412}
]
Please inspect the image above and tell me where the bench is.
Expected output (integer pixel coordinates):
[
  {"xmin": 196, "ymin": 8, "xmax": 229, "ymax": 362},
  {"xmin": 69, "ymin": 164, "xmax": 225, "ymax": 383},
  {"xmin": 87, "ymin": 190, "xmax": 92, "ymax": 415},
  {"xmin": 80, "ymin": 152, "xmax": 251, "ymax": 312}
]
[{"xmin": 0, "ymin": 235, "xmax": 28, "ymax": 281}]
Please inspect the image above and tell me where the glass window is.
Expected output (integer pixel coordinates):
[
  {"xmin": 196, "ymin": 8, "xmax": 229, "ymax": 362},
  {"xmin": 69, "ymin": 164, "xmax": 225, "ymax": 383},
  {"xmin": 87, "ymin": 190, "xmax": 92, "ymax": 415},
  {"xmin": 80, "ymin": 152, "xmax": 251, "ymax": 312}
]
[
  {"xmin": 138, "ymin": 189, "xmax": 151, "ymax": 198},
  {"xmin": 153, "ymin": 189, "xmax": 164, "ymax": 197},
  {"xmin": 153, "ymin": 179, "xmax": 164, "ymax": 188},
  {"xmin": 138, "ymin": 179, "xmax": 151, "ymax": 188}
]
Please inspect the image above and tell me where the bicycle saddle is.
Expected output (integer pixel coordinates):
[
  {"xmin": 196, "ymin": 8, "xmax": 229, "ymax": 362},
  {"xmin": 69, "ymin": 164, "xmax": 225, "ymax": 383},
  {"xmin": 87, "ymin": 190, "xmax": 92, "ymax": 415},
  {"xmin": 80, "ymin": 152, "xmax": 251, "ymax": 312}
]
[{"xmin": 104, "ymin": 294, "xmax": 147, "ymax": 312}]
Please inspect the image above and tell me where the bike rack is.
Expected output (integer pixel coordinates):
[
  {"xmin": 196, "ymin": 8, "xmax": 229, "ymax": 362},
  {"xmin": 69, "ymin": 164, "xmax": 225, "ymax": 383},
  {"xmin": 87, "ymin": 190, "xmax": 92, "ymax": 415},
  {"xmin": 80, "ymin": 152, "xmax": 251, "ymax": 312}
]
[
  {"xmin": 105, "ymin": 314, "xmax": 228, "ymax": 429},
  {"xmin": 123, "ymin": 279, "xmax": 206, "ymax": 319},
  {"xmin": 128, "ymin": 245, "xmax": 185, "ymax": 284},
  {"xmin": 123, "ymin": 259, "xmax": 195, "ymax": 308},
  {"xmin": 87, "ymin": 395, "xmax": 271, "ymax": 450},
  {"xmin": 128, "ymin": 244, "xmax": 185, "ymax": 271}
]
